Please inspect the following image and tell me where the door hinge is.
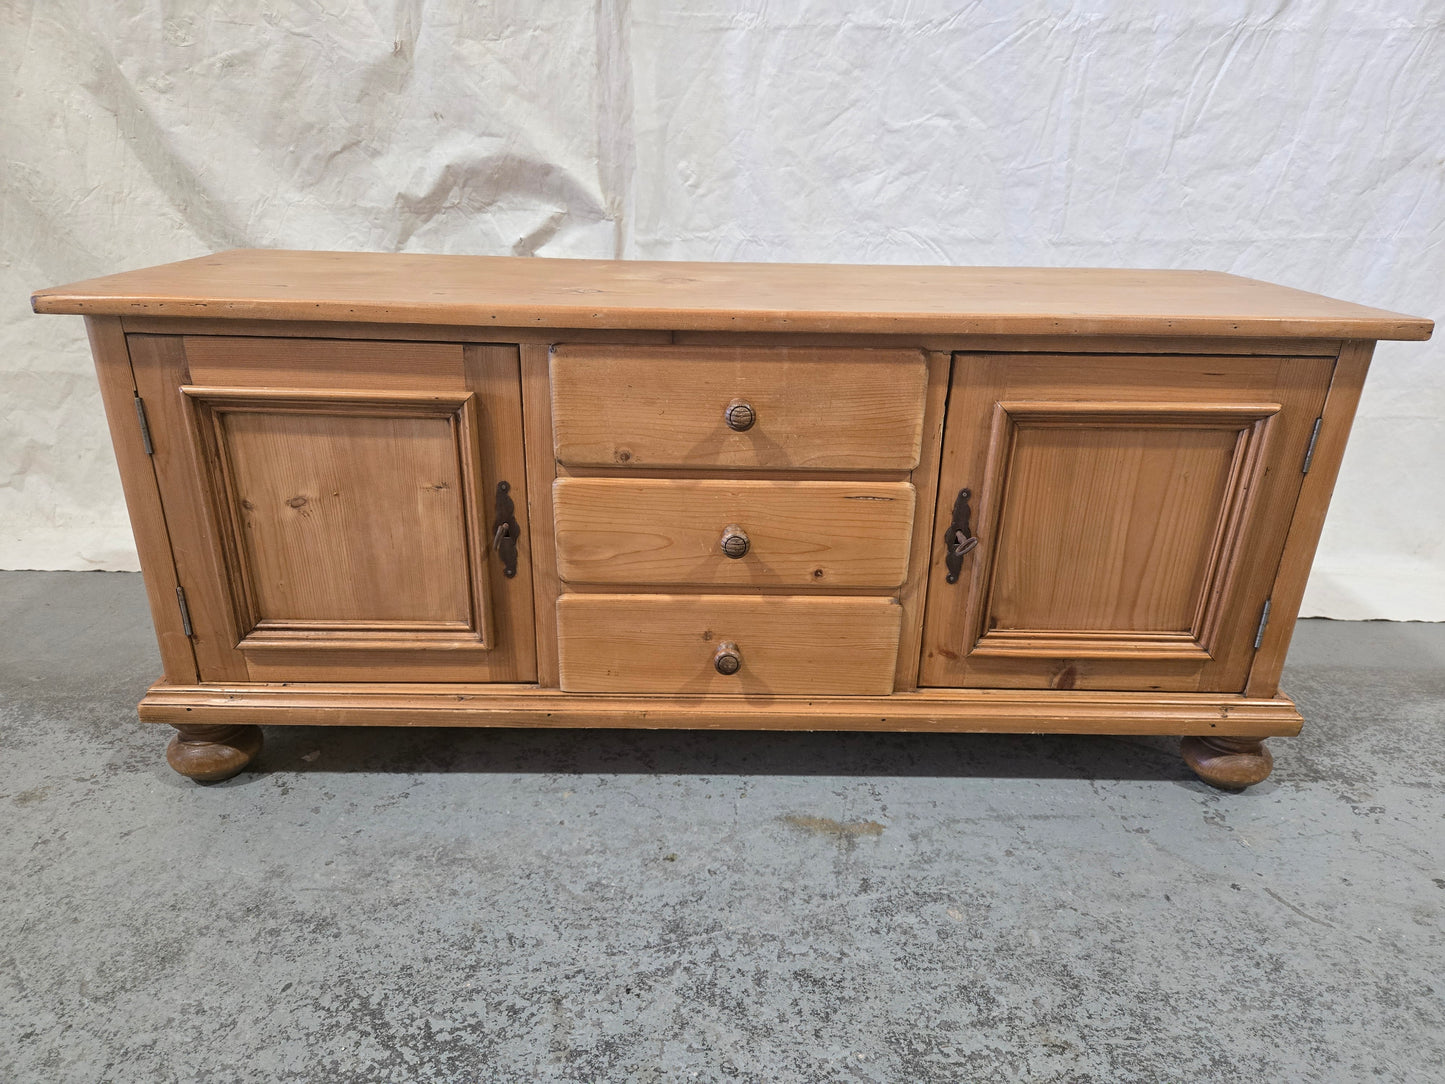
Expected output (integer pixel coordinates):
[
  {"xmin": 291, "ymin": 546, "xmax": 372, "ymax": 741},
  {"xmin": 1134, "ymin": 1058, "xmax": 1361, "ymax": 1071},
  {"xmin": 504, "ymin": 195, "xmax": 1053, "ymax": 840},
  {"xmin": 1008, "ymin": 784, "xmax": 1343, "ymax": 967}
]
[
  {"xmin": 134, "ymin": 393, "xmax": 154, "ymax": 455},
  {"xmin": 1253, "ymin": 598, "xmax": 1272, "ymax": 650},
  {"xmin": 175, "ymin": 586, "xmax": 194, "ymax": 638},
  {"xmin": 1301, "ymin": 417, "xmax": 1322, "ymax": 474}
]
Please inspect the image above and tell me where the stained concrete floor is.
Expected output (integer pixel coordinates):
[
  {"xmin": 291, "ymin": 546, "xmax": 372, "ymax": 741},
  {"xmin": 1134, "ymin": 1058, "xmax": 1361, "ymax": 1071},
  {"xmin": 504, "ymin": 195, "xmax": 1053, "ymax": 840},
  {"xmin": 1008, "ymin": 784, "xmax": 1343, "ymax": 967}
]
[{"xmin": 1, "ymin": 571, "xmax": 1443, "ymax": 1083}]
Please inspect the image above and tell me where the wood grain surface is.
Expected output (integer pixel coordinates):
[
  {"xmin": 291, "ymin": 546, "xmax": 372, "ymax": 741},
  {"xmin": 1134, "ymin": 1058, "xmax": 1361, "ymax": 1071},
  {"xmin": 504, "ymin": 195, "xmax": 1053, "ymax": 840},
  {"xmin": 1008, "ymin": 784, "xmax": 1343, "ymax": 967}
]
[
  {"xmin": 556, "ymin": 593, "xmax": 903, "ymax": 695},
  {"xmin": 129, "ymin": 335, "xmax": 536, "ymax": 683},
  {"xmin": 551, "ymin": 344, "xmax": 928, "ymax": 470},
  {"xmin": 182, "ymin": 335, "xmax": 466, "ymax": 391},
  {"xmin": 34, "ymin": 250, "xmax": 1432, "ymax": 339},
  {"xmin": 1245, "ymin": 340, "xmax": 1376, "ymax": 696},
  {"xmin": 42, "ymin": 253, "xmax": 1428, "ymax": 783},
  {"xmin": 893, "ymin": 350, "xmax": 952, "ymax": 690},
  {"xmin": 138, "ymin": 680, "xmax": 1306, "ymax": 739},
  {"xmin": 83, "ymin": 317, "xmax": 199, "ymax": 684},
  {"xmin": 552, "ymin": 478, "xmax": 915, "ymax": 588},
  {"xmin": 921, "ymin": 353, "xmax": 1334, "ymax": 692},
  {"xmin": 520, "ymin": 342, "xmax": 562, "ymax": 687},
  {"xmin": 185, "ymin": 389, "xmax": 485, "ymax": 631}
]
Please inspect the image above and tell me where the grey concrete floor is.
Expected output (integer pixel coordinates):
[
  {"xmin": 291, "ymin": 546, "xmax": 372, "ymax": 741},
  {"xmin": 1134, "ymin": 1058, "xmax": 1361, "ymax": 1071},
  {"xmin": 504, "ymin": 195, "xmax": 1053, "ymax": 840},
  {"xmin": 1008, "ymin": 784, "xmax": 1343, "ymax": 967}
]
[{"xmin": 1, "ymin": 572, "xmax": 1442, "ymax": 1083}]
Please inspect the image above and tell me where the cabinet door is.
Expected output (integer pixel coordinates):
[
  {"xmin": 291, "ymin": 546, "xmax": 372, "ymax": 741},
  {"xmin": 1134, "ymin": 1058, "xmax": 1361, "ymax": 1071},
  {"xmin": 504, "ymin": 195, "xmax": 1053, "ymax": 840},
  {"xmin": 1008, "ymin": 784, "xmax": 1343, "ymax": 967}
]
[
  {"xmin": 129, "ymin": 336, "xmax": 535, "ymax": 683},
  {"xmin": 920, "ymin": 353, "xmax": 1334, "ymax": 692}
]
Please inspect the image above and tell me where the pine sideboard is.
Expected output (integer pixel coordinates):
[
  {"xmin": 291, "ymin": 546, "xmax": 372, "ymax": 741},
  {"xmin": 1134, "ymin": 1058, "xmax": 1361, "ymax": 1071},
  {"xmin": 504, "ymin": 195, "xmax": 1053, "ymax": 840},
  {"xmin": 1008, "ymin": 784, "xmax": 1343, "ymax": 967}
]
[{"xmin": 32, "ymin": 251, "xmax": 1432, "ymax": 788}]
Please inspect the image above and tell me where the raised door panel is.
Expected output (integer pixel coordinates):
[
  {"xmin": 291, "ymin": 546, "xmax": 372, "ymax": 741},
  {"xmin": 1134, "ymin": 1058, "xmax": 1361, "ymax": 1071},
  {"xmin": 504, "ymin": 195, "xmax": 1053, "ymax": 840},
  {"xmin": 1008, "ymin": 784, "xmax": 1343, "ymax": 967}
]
[
  {"xmin": 920, "ymin": 353, "xmax": 1335, "ymax": 691},
  {"xmin": 221, "ymin": 410, "xmax": 471, "ymax": 624},
  {"xmin": 184, "ymin": 387, "xmax": 493, "ymax": 650},
  {"xmin": 973, "ymin": 400, "xmax": 1274, "ymax": 659},
  {"xmin": 129, "ymin": 336, "xmax": 536, "ymax": 682}
]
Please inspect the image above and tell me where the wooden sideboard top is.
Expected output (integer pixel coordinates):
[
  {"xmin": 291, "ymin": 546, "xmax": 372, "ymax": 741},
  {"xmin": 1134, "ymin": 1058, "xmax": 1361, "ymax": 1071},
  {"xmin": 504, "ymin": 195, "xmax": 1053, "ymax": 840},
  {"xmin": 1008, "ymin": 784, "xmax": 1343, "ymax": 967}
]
[{"xmin": 32, "ymin": 248, "xmax": 1432, "ymax": 340}]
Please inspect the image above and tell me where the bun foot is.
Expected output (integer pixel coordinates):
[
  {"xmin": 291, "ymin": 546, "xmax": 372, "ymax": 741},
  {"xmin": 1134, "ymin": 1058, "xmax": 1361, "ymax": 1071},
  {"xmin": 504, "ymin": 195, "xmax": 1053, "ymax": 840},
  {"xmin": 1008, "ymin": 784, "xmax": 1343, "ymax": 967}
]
[
  {"xmin": 1181, "ymin": 735, "xmax": 1273, "ymax": 790},
  {"xmin": 166, "ymin": 723, "xmax": 263, "ymax": 782}
]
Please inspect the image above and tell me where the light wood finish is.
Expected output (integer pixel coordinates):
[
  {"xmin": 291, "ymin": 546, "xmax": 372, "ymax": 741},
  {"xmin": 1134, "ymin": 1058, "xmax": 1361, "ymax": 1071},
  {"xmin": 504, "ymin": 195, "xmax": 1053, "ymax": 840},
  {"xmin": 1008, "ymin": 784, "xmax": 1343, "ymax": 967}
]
[
  {"xmin": 1245, "ymin": 340, "xmax": 1374, "ymax": 697},
  {"xmin": 123, "ymin": 316, "xmax": 1346, "ymax": 357},
  {"xmin": 894, "ymin": 351, "xmax": 951, "ymax": 691},
  {"xmin": 138, "ymin": 681, "xmax": 1305, "ymax": 739},
  {"xmin": 977, "ymin": 401, "xmax": 1277, "ymax": 646},
  {"xmin": 921, "ymin": 354, "xmax": 1334, "ymax": 691},
  {"xmin": 34, "ymin": 250, "xmax": 1432, "ymax": 339},
  {"xmin": 673, "ymin": 331, "xmax": 1348, "ymax": 356},
  {"xmin": 129, "ymin": 335, "xmax": 535, "ymax": 683},
  {"xmin": 551, "ymin": 344, "xmax": 928, "ymax": 470},
  {"xmin": 553, "ymin": 478, "xmax": 915, "ymax": 588},
  {"xmin": 248, "ymin": 344, "xmax": 537, "ymax": 681},
  {"xmin": 182, "ymin": 336, "xmax": 466, "ymax": 391},
  {"xmin": 83, "ymin": 317, "xmax": 198, "ymax": 684},
  {"xmin": 556, "ymin": 594, "xmax": 903, "ymax": 695},
  {"xmin": 180, "ymin": 386, "xmax": 494, "ymax": 651},
  {"xmin": 520, "ymin": 343, "xmax": 562, "ymax": 687},
  {"xmin": 37, "ymin": 253, "xmax": 1433, "ymax": 788},
  {"xmin": 557, "ymin": 464, "xmax": 910, "ymax": 482},
  {"xmin": 130, "ymin": 335, "xmax": 251, "ymax": 681},
  {"xmin": 124, "ymin": 316, "xmax": 674, "ymax": 345},
  {"xmin": 462, "ymin": 344, "xmax": 537, "ymax": 681}
]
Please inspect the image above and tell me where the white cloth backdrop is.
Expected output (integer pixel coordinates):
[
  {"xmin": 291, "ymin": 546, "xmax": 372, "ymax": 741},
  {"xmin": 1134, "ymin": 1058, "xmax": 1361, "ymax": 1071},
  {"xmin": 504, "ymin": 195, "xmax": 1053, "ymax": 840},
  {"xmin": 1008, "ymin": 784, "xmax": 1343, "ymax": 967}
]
[{"xmin": 3, "ymin": 1, "xmax": 1441, "ymax": 619}]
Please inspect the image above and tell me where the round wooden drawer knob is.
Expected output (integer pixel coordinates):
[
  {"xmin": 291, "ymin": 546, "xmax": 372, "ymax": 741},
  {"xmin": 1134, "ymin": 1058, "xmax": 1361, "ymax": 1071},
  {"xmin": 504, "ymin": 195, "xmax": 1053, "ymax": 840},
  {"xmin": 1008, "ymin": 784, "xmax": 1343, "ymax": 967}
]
[
  {"xmin": 713, "ymin": 641, "xmax": 742, "ymax": 675},
  {"xmin": 720, "ymin": 524, "xmax": 750, "ymax": 559},
  {"xmin": 724, "ymin": 399, "xmax": 756, "ymax": 432}
]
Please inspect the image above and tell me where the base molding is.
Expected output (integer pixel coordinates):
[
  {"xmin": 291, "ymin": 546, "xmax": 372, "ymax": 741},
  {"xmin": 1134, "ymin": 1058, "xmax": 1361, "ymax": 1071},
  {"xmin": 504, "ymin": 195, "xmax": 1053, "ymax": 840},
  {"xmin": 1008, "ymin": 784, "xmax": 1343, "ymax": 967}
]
[{"xmin": 138, "ymin": 681, "xmax": 1304, "ymax": 738}]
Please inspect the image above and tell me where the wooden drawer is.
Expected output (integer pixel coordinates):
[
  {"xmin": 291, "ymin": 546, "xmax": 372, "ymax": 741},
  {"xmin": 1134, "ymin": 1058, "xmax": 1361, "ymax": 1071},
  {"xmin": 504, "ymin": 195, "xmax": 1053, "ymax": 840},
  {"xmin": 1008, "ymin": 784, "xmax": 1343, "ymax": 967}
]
[
  {"xmin": 556, "ymin": 594, "xmax": 903, "ymax": 694},
  {"xmin": 550, "ymin": 345, "xmax": 928, "ymax": 470},
  {"xmin": 553, "ymin": 478, "xmax": 916, "ymax": 587}
]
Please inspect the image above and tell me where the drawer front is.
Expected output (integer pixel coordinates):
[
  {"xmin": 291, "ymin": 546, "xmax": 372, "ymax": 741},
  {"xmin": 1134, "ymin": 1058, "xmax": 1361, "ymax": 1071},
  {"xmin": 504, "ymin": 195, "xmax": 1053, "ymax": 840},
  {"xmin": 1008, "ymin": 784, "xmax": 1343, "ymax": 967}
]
[
  {"xmin": 551, "ymin": 345, "xmax": 928, "ymax": 470},
  {"xmin": 553, "ymin": 478, "xmax": 916, "ymax": 587},
  {"xmin": 556, "ymin": 594, "xmax": 903, "ymax": 694}
]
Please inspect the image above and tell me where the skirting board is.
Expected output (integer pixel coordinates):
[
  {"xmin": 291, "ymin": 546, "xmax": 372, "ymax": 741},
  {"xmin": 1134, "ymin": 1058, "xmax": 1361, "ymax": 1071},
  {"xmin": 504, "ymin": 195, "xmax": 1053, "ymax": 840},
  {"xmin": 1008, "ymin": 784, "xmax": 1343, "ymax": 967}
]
[{"xmin": 139, "ymin": 682, "xmax": 1305, "ymax": 738}]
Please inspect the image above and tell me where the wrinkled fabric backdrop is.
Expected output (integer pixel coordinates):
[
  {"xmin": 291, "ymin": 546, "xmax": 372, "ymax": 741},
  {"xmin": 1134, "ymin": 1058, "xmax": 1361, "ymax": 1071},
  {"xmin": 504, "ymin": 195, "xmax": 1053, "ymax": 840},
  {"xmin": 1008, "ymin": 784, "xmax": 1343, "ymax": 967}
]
[{"xmin": 3, "ymin": 1, "xmax": 1441, "ymax": 619}]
